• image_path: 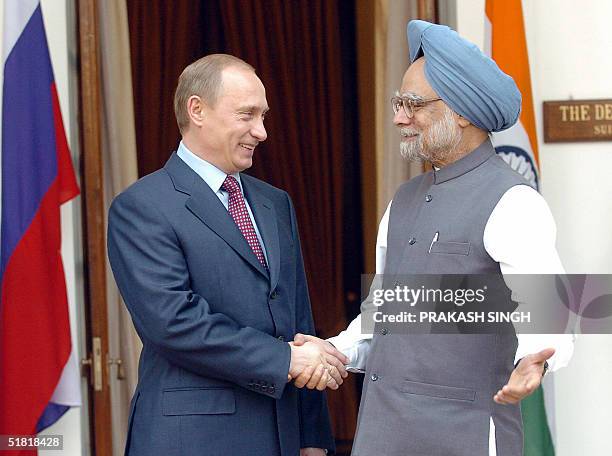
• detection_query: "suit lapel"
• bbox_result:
[165,154,269,279]
[242,177,280,291]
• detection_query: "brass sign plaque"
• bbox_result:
[543,99,612,142]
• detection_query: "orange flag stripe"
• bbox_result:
[486,0,539,167]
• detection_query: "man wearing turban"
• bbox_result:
[294,20,573,455]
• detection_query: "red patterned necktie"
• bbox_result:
[222,175,268,269]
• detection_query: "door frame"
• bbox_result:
[77,0,113,454]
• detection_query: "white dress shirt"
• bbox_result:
[177,141,268,263]
[328,184,574,456]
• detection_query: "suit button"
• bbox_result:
[380,328,389,335]
[370,374,379,382]
[425,194,432,202]
[269,385,276,394]
[408,237,416,245]
[277,335,285,341]
[261,385,268,392]
[270,290,280,299]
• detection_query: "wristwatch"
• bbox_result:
[542,360,549,377]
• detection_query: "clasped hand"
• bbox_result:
[288,334,349,391]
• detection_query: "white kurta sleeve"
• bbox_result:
[483,184,574,371]
[327,202,392,372]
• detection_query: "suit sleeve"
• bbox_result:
[107,190,291,399]
[285,194,336,452]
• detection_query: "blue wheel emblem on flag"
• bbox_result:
[494,145,539,190]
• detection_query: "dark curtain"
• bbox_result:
[127,1,362,451]
[127,1,205,176]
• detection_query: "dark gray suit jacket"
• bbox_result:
[108,153,334,455]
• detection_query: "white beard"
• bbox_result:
[400,107,462,163]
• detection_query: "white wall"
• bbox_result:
[456,1,612,454]
[0,0,87,454]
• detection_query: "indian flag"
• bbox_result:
[485,0,539,190]
[485,1,555,456]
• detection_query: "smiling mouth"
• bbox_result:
[240,143,257,151]
[400,129,419,139]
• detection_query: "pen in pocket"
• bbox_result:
[429,231,439,253]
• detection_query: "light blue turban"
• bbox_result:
[407,20,521,132]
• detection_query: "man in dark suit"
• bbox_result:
[107,54,348,456]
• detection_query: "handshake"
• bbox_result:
[287,334,350,391]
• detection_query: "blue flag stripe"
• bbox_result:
[1,5,57,279]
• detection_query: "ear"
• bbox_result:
[457,115,472,128]
[187,95,206,127]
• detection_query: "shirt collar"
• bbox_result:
[432,138,495,184]
[177,141,242,194]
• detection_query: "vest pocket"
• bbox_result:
[430,241,471,255]
[401,379,475,402]
[162,387,236,415]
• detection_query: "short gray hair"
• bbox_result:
[173,54,255,133]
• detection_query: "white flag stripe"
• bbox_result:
[2,0,39,63]
[50,348,82,406]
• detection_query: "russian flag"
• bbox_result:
[0,0,81,447]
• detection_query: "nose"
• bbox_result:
[251,119,267,142]
[393,108,411,127]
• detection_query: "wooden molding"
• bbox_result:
[77,0,113,454]
[356,0,379,274]
[417,0,437,22]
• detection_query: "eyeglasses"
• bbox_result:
[391,94,442,118]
